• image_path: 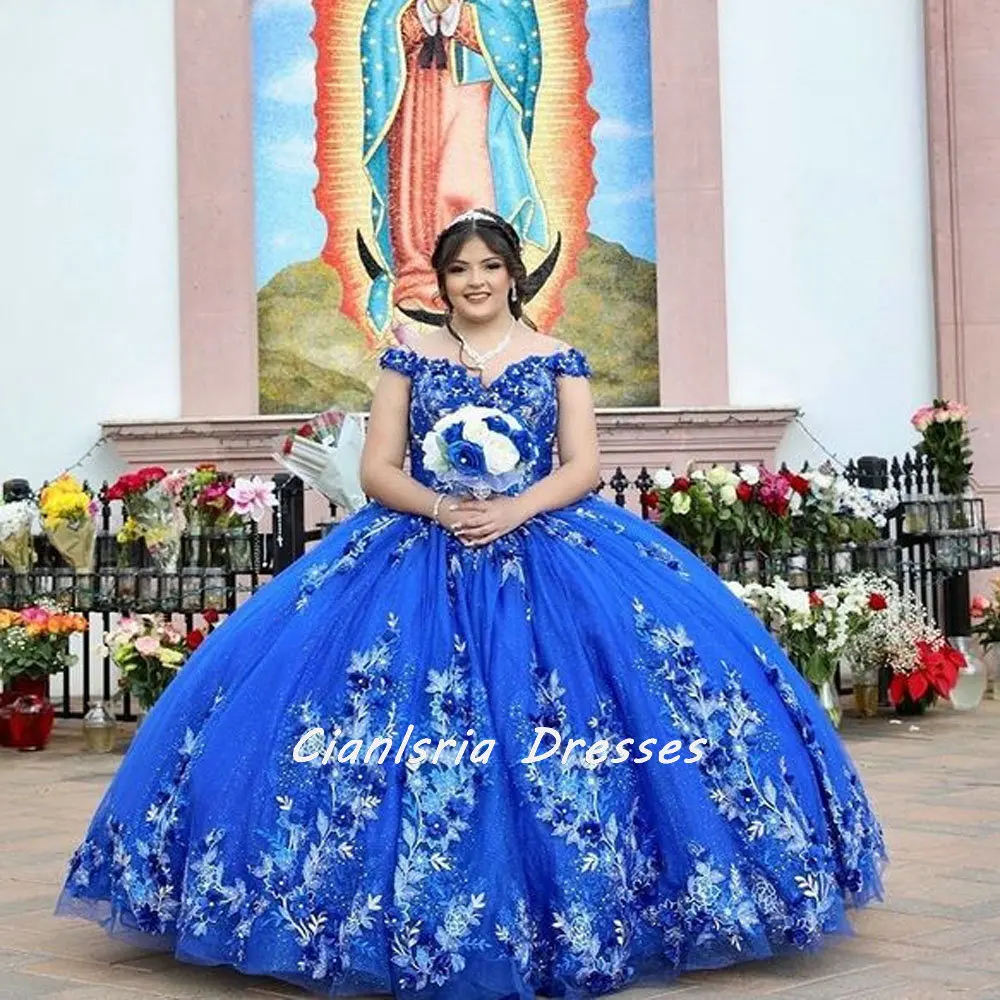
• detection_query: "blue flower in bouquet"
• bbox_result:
[446,439,487,475]
[421,405,534,495]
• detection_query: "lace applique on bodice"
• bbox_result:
[379,346,593,494]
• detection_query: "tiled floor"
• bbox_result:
[3,701,1000,999]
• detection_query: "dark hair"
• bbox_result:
[430,209,535,328]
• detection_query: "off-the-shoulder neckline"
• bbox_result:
[383,346,585,391]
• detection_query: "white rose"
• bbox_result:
[653,468,675,490]
[422,432,450,475]
[741,466,761,486]
[719,484,738,507]
[671,491,692,515]
[463,418,489,444]
[707,466,730,487]
[788,492,803,515]
[482,432,520,475]
[691,469,706,482]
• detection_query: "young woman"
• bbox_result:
[59,209,886,999]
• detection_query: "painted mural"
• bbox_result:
[253,0,659,412]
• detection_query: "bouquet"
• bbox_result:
[0,605,88,682]
[646,465,744,558]
[39,474,99,571]
[850,576,960,712]
[421,405,537,499]
[649,463,800,558]
[0,498,37,573]
[108,466,186,572]
[972,582,1000,653]
[911,398,973,495]
[274,408,367,513]
[649,462,898,563]
[104,610,217,710]
[729,573,892,724]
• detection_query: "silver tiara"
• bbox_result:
[448,208,497,227]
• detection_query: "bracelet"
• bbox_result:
[431,494,446,522]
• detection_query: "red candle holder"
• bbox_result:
[0,694,54,751]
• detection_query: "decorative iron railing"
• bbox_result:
[2,449,997,718]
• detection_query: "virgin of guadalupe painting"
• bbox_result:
[257,0,661,411]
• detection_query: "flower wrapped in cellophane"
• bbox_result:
[39,475,100,571]
[273,408,367,513]
[108,467,186,573]
[0,499,37,573]
[421,405,537,500]
[103,612,214,710]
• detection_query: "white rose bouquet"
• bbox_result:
[421,405,537,499]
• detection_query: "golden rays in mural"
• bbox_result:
[313,0,597,346]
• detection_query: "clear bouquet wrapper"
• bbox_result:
[45,519,97,571]
[0,501,37,573]
[129,482,187,572]
[273,408,367,514]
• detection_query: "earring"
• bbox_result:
[510,285,518,303]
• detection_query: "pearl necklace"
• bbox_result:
[449,316,515,369]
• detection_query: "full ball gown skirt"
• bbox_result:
[58,347,886,999]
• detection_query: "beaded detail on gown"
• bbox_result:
[57,345,886,999]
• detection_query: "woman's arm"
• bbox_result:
[359,369,441,518]
[516,373,602,518]
[359,368,470,535]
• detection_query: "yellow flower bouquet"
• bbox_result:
[39,475,99,572]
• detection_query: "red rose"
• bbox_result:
[672,477,691,493]
[643,491,660,511]
[202,609,220,625]
[186,629,205,651]
[809,591,824,608]
[297,424,315,438]
[783,472,811,496]
[736,482,754,503]
[281,437,293,456]
[137,466,167,484]
[766,496,789,517]
[868,593,887,611]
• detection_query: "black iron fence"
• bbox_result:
[2,450,998,719]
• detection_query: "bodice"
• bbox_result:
[378,346,593,494]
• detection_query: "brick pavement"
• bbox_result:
[2,702,999,999]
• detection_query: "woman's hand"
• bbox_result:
[435,500,469,537]
[449,496,531,547]
[426,0,454,14]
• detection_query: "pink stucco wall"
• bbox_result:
[925,0,1000,520]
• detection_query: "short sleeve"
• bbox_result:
[379,346,420,379]
[550,347,592,379]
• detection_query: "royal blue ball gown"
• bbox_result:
[58,345,886,999]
